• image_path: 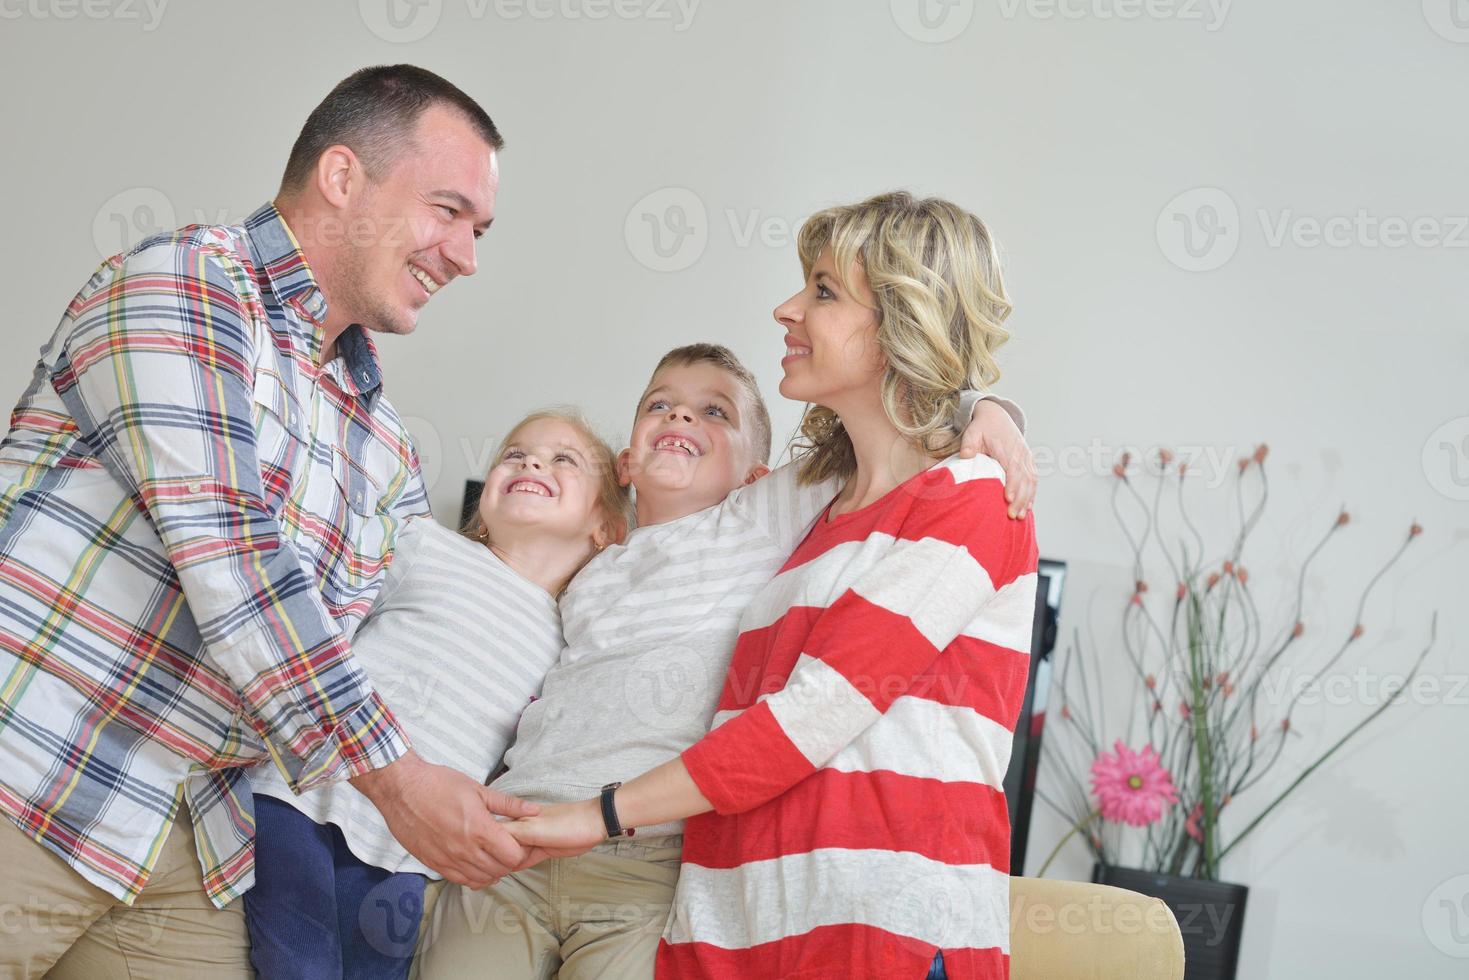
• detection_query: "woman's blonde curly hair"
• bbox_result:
[792,191,1014,486]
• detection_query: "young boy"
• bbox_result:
[415,344,1028,980]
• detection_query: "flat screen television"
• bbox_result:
[1004,557,1066,875]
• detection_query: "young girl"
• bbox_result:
[506,193,1039,980]
[243,409,630,980]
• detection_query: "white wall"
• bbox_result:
[2,1,1465,976]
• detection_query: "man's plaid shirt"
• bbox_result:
[0,203,428,907]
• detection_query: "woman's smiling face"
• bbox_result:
[774,247,886,411]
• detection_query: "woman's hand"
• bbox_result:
[504,799,606,868]
[959,399,1037,519]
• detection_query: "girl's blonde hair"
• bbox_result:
[792,191,1013,485]
[462,408,632,552]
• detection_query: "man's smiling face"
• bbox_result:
[333,104,498,337]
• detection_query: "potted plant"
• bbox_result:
[1035,445,1436,980]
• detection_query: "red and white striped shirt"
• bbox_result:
[659,454,1038,980]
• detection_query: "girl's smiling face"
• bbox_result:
[773,247,886,412]
[479,417,611,549]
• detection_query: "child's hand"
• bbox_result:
[504,799,605,868]
[960,399,1037,519]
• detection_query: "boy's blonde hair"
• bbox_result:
[792,191,1013,485]
[643,344,772,466]
[462,408,633,550]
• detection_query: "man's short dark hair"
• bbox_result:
[281,65,503,193]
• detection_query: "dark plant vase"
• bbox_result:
[1093,864,1248,980]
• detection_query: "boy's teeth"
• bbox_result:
[656,436,699,456]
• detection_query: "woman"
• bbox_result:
[508,191,1039,980]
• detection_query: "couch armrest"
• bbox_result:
[1010,876,1186,980]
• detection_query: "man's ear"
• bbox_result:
[616,448,634,488]
[743,463,772,486]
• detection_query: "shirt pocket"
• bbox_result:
[330,444,392,591]
[251,369,305,514]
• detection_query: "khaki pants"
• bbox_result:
[415,835,682,980]
[0,808,251,980]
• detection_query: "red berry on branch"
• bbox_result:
[1292,622,1305,638]
[1253,444,1270,464]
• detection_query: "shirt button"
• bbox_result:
[187,481,202,493]
[354,491,364,506]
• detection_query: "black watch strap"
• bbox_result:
[600,782,633,838]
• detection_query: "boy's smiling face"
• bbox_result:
[619,362,768,522]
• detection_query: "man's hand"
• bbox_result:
[959,399,1037,519]
[351,751,538,889]
[504,799,606,869]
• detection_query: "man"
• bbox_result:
[0,65,531,977]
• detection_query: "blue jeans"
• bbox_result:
[928,951,948,979]
[243,795,425,980]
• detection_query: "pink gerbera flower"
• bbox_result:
[1090,741,1179,827]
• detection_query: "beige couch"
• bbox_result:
[1011,876,1186,979]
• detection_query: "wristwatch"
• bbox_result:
[600,782,634,838]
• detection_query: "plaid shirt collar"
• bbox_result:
[244,202,385,409]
